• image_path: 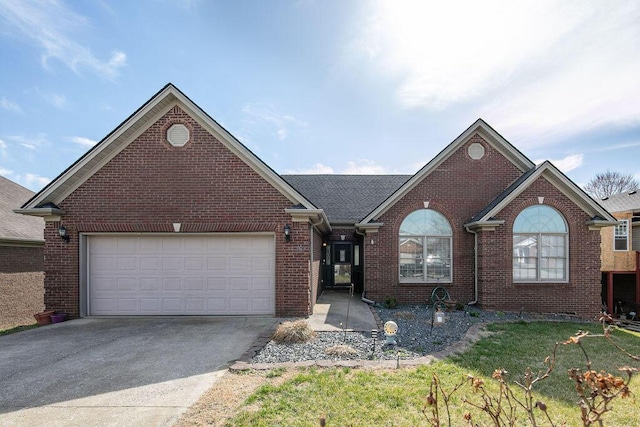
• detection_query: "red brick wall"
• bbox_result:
[43,105,311,318]
[477,177,602,319]
[0,246,43,273]
[364,134,524,306]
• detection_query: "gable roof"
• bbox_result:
[358,119,535,225]
[597,190,640,214]
[282,175,410,224]
[465,161,617,229]
[0,176,44,245]
[17,83,321,219]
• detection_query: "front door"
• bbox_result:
[322,241,362,291]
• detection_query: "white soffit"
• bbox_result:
[22,84,318,212]
[359,119,535,224]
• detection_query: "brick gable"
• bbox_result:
[43,106,312,318]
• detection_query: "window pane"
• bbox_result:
[513,205,567,233]
[399,237,423,279]
[513,235,538,280]
[425,237,451,280]
[400,209,452,236]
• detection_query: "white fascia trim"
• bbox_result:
[474,162,618,224]
[172,91,317,210]
[359,119,534,225]
[355,222,384,233]
[24,86,179,209]
[23,84,317,211]
[285,208,332,233]
[0,238,45,247]
[463,220,505,231]
[14,207,65,218]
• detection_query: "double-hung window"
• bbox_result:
[614,220,629,251]
[399,209,452,283]
[513,205,568,282]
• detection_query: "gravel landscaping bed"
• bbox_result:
[252,305,577,364]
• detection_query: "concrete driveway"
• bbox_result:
[0,316,278,426]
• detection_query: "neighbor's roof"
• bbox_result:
[0,176,44,244]
[282,175,410,224]
[598,190,640,214]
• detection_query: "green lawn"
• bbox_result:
[226,321,640,426]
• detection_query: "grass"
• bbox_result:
[0,323,39,336]
[224,321,640,426]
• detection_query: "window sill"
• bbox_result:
[400,280,453,285]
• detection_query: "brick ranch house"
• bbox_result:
[17,83,617,320]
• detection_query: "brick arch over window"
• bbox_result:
[399,209,452,283]
[512,205,568,282]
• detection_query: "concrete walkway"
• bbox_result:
[307,289,379,332]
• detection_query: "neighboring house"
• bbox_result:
[0,176,45,327]
[16,84,617,320]
[598,191,640,316]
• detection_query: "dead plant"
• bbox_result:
[271,319,317,344]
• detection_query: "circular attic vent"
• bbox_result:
[468,142,485,160]
[167,123,190,147]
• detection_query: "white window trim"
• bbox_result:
[614,219,629,252]
[513,233,569,283]
[399,235,453,284]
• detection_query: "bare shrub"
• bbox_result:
[271,320,317,344]
[325,344,359,357]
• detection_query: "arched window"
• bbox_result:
[513,205,568,282]
[399,209,452,283]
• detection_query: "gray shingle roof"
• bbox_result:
[0,176,44,242]
[282,175,411,224]
[598,190,640,214]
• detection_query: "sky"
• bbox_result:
[1,0,639,193]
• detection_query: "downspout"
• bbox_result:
[355,227,376,305]
[465,226,478,306]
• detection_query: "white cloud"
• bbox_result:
[537,153,584,173]
[1,97,22,112]
[70,136,98,147]
[285,163,335,174]
[0,167,13,177]
[349,1,640,146]
[17,173,51,190]
[242,103,307,142]
[342,159,387,174]
[0,0,127,79]
[39,90,67,108]
[7,134,49,149]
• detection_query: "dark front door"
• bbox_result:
[322,241,362,292]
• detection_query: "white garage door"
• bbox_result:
[88,234,275,315]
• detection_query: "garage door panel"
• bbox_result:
[117,278,137,291]
[117,299,137,312]
[162,257,181,270]
[140,298,160,313]
[89,235,275,315]
[207,257,227,270]
[184,257,204,270]
[140,257,159,271]
[162,298,183,312]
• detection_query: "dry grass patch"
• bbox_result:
[271,319,316,344]
[175,369,296,427]
[325,344,358,357]
[394,310,415,320]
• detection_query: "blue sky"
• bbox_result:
[1,0,639,193]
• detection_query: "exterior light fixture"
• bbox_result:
[58,225,70,243]
[284,224,291,242]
